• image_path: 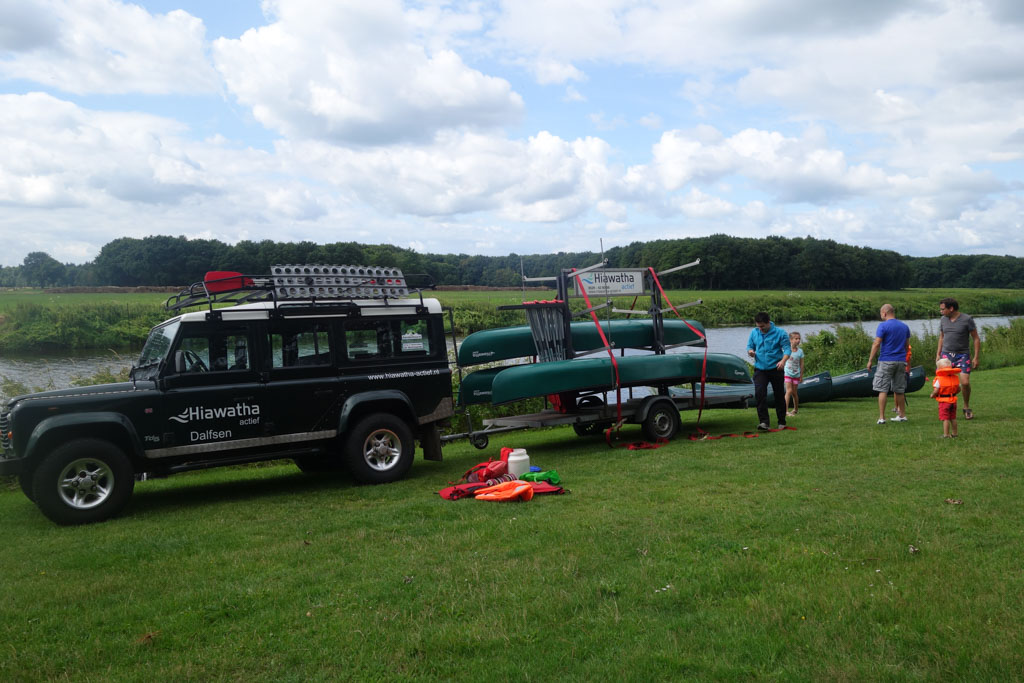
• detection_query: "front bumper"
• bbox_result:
[0,454,24,476]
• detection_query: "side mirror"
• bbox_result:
[174,350,186,374]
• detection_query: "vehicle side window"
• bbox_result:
[269,322,331,368]
[399,320,429,355]
[346,322,388,360]
[176,330,250,373]
[345,318,434,361]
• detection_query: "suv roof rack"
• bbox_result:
[165,264,431,312]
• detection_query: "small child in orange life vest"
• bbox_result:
[930,358,961,438]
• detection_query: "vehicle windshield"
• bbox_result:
[134,320,180,380]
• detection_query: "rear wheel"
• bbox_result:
[344,413,414,484]
[294,455,344,474]
[32,438,135,525]
[642,403,680,441]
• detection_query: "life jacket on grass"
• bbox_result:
[474,480,534,502]
[934,366,961,403]
[438,483,487,500]
[461,459,507,483]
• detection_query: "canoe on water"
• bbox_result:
[457,319,706,366]
[488,352,751,405]
[831,365,926,399]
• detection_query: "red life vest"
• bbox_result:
[934,367,961,403]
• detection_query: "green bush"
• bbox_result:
[0,302,165,352]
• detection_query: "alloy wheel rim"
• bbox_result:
[58,458,114,509]
[363,429,401,471]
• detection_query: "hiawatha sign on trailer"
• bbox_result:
[572,269,647,297]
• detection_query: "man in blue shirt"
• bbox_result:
[746,312,791,431]
[867,303,911,424]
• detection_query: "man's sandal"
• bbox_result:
[964,408,974,420]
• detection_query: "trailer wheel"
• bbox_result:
[470,434,489,450]
[642,403,680,441]
[32,438,135,525]
[573,396,610,437]
[344,413,414,484]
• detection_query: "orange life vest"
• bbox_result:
[934,366,961,403]
[473,480,534,502]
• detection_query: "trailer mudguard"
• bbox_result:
[634,395,678,424]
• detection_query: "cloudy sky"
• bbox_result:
[1,0,1023,267]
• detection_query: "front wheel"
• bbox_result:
[344,414,414,484]
[642,403,680,441]
[19,470,35,502]
[32,438,135,525]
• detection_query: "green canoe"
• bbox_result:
[671,371,833,407]
[489,352,751,405]
[745,371,833,407]
[458,319,706,366]
[831,365,926,399]
[458,367,503,405]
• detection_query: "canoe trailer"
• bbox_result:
[442,258,752,449]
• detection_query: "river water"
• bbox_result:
[1,316,1018,397]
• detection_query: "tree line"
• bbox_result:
[3,234,1023,290]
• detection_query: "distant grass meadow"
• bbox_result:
[2,286,1023,353]
[2,365,1024,679]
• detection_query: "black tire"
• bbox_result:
[470,434,489,450]
[573,396,609,437]
[573,421,611,437]
[18,470,35,502]
[32,438,135,525]
[294,455,344,474]
[642,403,680,441]
[344,413,414,484]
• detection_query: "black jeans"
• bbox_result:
[754,368,787,426]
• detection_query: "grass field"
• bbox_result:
[4,287,1021,312]
[3,366,1023,679]
[0,290,170,314]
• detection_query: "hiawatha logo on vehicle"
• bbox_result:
[169,402,261,425]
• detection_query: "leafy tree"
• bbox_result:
[21,252,66,287]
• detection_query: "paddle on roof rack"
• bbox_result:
[164,264,412,311]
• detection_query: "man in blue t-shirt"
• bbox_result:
[866,303,911,424]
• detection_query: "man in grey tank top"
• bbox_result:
[936,297,981,420]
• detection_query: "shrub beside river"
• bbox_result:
[1,287,1022,352]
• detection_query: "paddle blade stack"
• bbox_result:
[270,264,408,299]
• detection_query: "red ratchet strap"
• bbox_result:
[619,438,669,450]
[571,268,624,445]
[646,267,710,435]
[688,426,797,440]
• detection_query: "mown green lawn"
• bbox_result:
[3,366,1023,680]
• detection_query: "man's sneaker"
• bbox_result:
[892,416,908,422]
[877,419,886,425]
[757,423,769,431]
[778,423,787,429]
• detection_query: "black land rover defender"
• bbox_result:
[0,265,454,525]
